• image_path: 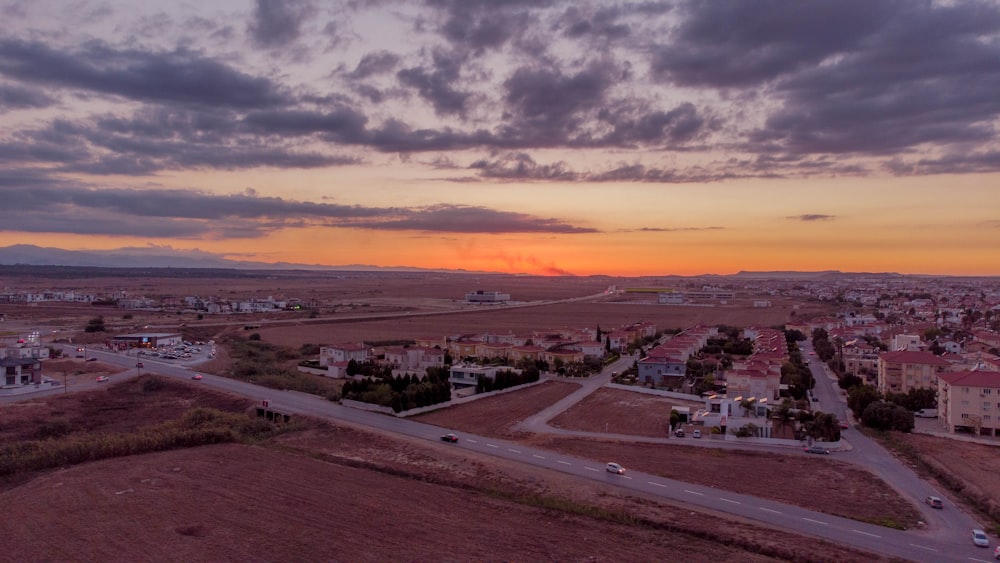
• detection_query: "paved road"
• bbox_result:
[4,343,995,561]
[803,341,985,545]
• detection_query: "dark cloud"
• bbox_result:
[247,0,316,49]
[397,50,470,116]
[351,204,597,234]
[632,226,724,232]
[469,152,576,181]
[0,82,56,110]
[745,2,1000,157]
[0,181,594,237]
[350,51,401,78]
[559,6,630,40]
[600,102,705,146]
[503,61,615,143]
[0,39,286,108]
[789,214,836,222]
[430,0,542,52]
[651,0,895,88]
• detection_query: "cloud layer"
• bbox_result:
[2,0,1000,242]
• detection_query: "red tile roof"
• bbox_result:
[938,370,1000,388]
[879,350,950,366]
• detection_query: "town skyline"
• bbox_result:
[2,1,999,277]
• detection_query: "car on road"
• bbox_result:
[606,462,625,474]
[804,445,831,455]
[839,421,849,429]
[993,545,1000,559]
[973,529,990,547]
[96,376,109,382]
[692,429,701,438]
[440,433,458,443]
[674,428,685,437]
[191,374,203,380]
[925,496,944,509]
[136,362,144,368]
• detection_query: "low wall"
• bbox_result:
[724,434,842,449]
[297,365,328,376]
[606,383,703,403]
[339,379,547,418]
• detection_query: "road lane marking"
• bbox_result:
[719,498,740,505]
[508,449,521,454]
[851,530,880,538]
[466,439,477,443]
[759,508,782,514]
[648,481,667,488]
[622,476,632,480]
[909,544,938,552]
[487,443,499,448]
[684,490,704,496]
[557,460,572,465]
[802,518,828,526]
[532,454,545,459]
[585,467,599,472]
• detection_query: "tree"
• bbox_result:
[848,384,881,417]
[861,401,914,432]
[85,316,106,333]
[346,359,359,376]
[739,398,756,417]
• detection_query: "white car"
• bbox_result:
[606,462,625,475]
[973,529,990,547]
[692,429,702,438]
[96,376,110,382]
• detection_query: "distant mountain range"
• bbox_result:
[0,244,449,273]
[0,244,971,280]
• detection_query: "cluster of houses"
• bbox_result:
[316,322,657,393]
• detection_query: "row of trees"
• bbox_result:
[476,367,540,393]
[341,369,452,413]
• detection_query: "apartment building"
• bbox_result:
[937,370,1000,437]
[876,350,951,395]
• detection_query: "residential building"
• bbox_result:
[319,343,371,367]
[937,370,1000,437]
[876,350,951,395]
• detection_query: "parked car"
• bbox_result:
[606,462,625,475]
[440,433,459,443]
[839,421,849,429]
[804,445,831,455]
[674,428,685,437]
[692,429,702,438]
[993,545,1000,559]
[136,362,144,368]
[973,529,990,547]
[191,374,203,380]
[925,496,944,509]
[96,376,109,382]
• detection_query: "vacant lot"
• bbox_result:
[549,387,704,437]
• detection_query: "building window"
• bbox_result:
[961,413,970,419]
[961,400,969,406]
[985,402,992,409]
[964,388,970,393]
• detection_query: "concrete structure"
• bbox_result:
[877,350,951,395]
[1,335,48,388]
[937,370,1000,437]
[107,332,183,351]
[448,364,502,390]
[465,290,510,303]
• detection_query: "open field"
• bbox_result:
[549,387,705,437]
[0,379,883,562]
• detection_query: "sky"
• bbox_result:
[1,0,999,277]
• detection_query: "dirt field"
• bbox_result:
[549,387,705,437]
[0,381,883,562]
